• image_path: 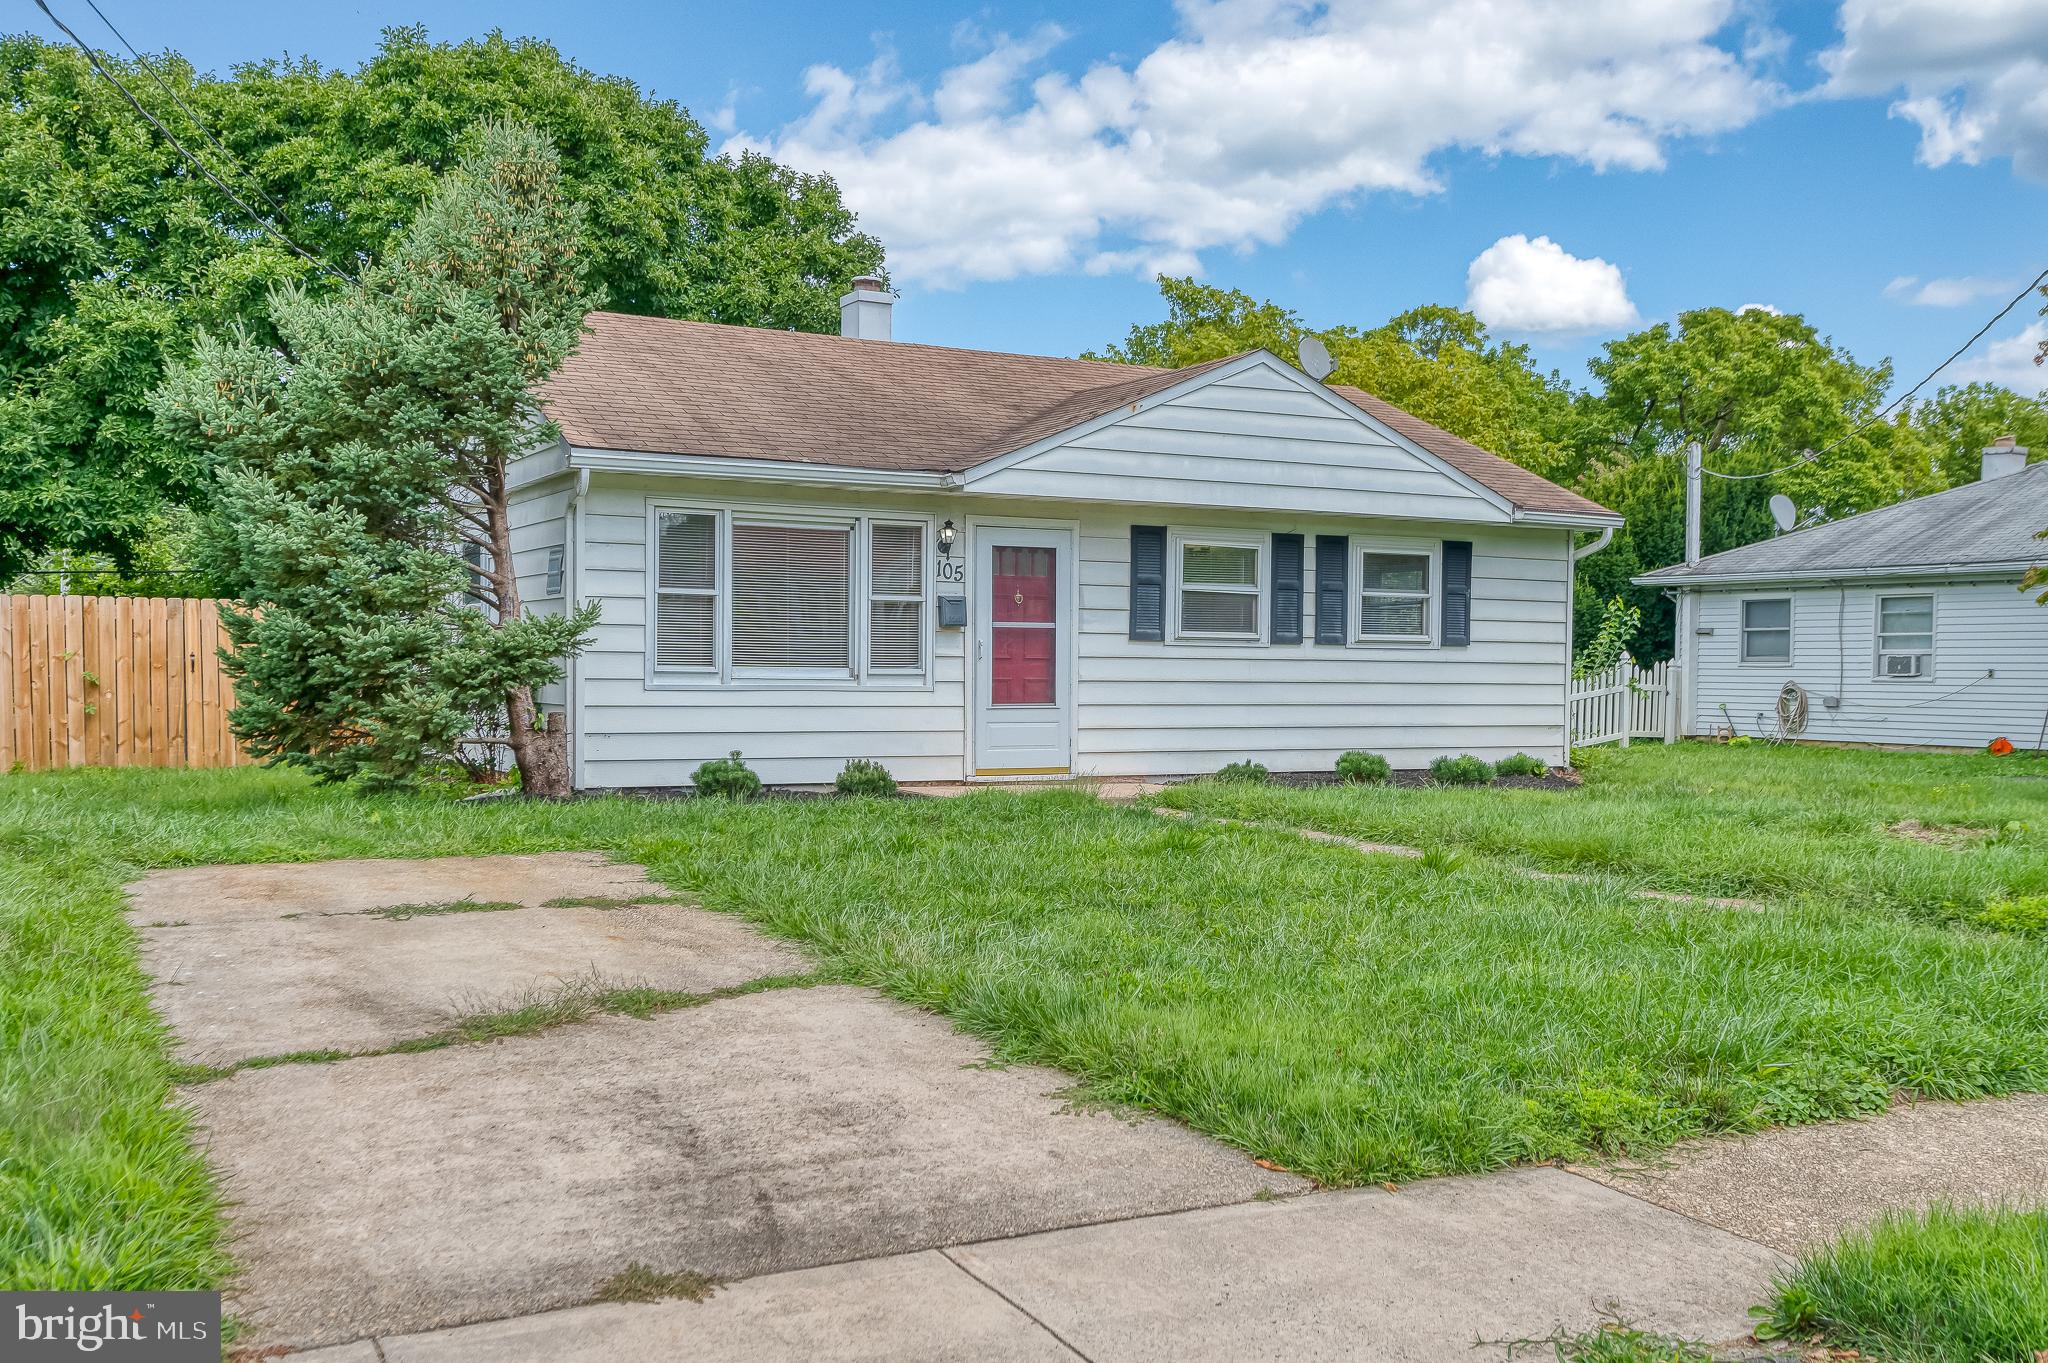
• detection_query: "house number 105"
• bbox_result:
[936,557,966,584]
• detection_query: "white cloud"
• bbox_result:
[1884,274,2020,307]
[731,1,1776,286]
[1821,0,2048,180]
[1950,321,2048,394]
[1464,235,1638,334]
[1736,302,1782,315]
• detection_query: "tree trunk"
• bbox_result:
[482,481,574,799]
[506,682,570,798]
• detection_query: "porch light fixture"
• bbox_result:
[938,519,957,556]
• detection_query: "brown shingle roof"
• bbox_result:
[540,312,1615,519]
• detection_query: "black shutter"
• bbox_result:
[1129,525,1167,641]
[1314,535,1348,644]
[1270,533,1304,644]
[1441,540,1473,647]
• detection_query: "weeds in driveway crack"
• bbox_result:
[539,892,694,909]
[594,1263,723,1304]
[364,897,522,921]
[170,971,827,1084]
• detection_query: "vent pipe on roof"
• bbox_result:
[1981,433,2028,481]
[839,276,893,341]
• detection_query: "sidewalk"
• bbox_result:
[291,1167,1786,1363]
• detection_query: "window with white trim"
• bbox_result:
[654,510,717,670]
[1172,533,1262,640]
[1875,594,1933,679]
[868,522,925,672]
[1739,597,1791,664]
[731,519,853,673]
[649,506,932,684]
[1356,547,1434,642]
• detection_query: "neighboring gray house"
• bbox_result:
[1636,438,2048,749]
[506,281,1622,790]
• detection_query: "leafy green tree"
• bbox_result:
[155,122,599,794]
[2,507,225,597]
[1088,277,1576,472]
[0,28,884,579]
[1912,383,2048,485]
[1568,307,1924,655]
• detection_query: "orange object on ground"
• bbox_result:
[1988,737,2015,755]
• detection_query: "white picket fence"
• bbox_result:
[1569,654,1681,748]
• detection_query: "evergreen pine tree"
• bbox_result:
[155,121,599,794]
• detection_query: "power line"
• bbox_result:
[78,0,294,224]
[32,0,356,286]
[1702,263,2048,482]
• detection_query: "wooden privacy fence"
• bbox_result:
[1570,653,1681,749]
[0,595,247,772]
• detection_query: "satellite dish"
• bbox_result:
[1296,335,1335,382]
[1768,494,1797,535]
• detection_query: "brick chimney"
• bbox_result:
[838,276,892,341]
[1981,432,2028,481]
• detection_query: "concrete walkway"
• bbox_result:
[1576,1093,2048,1252]
[291,1168,1786,1363]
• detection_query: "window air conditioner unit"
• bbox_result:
[1882,653,1923,678]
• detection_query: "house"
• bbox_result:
[508,280,1621,789]
[1634,437,2048,749]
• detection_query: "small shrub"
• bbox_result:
[1972,895,2048,936]
[1335,750,1391,784]
[1496,752,1549,778]
[693,751,761,799]
[1213,760,1270,785]
[835,759,897,797]
[1726,735,1754,747]
[1429,754,1493,786]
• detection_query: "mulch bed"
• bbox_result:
[1257,768,1582,793]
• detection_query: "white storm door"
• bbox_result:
[973,528,1072,775]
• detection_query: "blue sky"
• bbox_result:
[51,0,2048,400]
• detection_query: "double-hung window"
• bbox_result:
[1356,546,1434,643]
[654,511,717,670]
[1875,594,1933,679]
[651,507,929,684]
[1172,532,1263,640]
[868,522,926,673]
[1739,597,1791,664]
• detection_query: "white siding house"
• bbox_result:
[514,287,1620,789]
[1637,443,2048,750]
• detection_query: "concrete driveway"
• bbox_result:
[132,854,1303,1351]
[131,851,1834,1361]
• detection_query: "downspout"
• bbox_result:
[566,466,590,792]
[1563,528,1615,760]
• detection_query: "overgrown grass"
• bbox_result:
[7,750,2048,1295]
[1156,742,2048,925]
[1759,1204,2048,1361]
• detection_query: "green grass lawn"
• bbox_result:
[5,746,2048,1301]
[1157,742,2048,924]
[1760,1203,2048,1362]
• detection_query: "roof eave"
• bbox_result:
[1634,558,2043,588]
[567,446,960,489]
[1512,508,1624,529]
